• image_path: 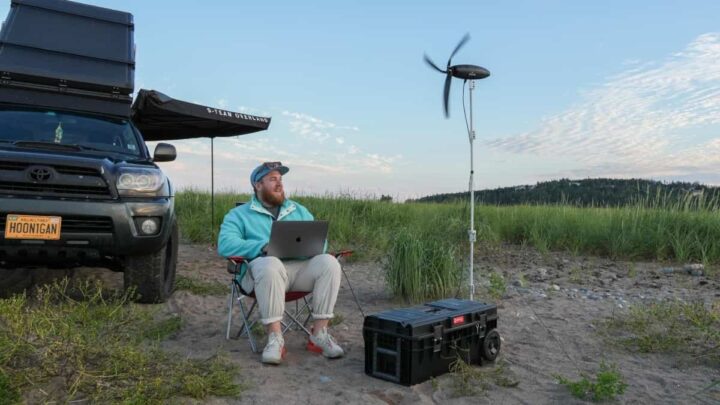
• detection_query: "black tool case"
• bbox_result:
[0,0,135,117]
[363,298,500,386]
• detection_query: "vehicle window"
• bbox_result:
[0,109,142,156]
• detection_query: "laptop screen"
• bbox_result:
[266,220,328,259]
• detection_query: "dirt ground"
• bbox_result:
[76,243,719,405]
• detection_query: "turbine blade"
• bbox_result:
[444,71,452,118]
[423,54,446,73]
[447,33,470,67]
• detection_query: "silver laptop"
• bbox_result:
[266,220,328,259]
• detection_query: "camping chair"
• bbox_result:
[225,250,356,353]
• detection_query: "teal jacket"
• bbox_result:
[217,195,315,259]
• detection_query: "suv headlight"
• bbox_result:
[117,168,164,194]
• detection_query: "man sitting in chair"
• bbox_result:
[217,161,344,364]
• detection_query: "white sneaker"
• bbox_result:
[307,327,344,358]
[262,332,285,365]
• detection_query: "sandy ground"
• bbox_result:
[76,243,719,405]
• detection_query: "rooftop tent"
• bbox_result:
[132,89,271,244]
[0,0,135,117]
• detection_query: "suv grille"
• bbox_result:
[0,214,113,234]
[0,161,111,198]
[0,181,109,196]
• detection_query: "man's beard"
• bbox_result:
[260,187,285,206]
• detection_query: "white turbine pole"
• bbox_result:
[468,79,476,301]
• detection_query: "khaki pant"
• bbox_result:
[241,254,341,325]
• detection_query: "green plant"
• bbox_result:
[516,272,527,288]
[430,377,439,391]
[385,231,461,302]
[555,362,627,402]
[597,300,720,365]
[143,314,182,341]
[487,272,506,300]
[449,357,518,397]
[329,312,344,327]
[0,280,242,403]
[627,263,638,278]
[250,321,266,339]
[175,275,228,296]
[0,370,20,405]
[569,265,586,284]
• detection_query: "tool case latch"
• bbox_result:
[433,325,443,352]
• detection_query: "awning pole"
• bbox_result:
[211,137,215,247]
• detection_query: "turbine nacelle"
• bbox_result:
[450,64,490,80]
[423,34,490,117]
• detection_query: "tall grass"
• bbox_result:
[177,190,720,265]
[177,190,720,301]
[385,231,462,302]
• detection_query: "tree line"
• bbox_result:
[410,178,720,208]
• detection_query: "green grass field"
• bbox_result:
[179,190,720,264]
[178,190,720,302]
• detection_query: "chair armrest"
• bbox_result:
[227,256,249,275]
[331,250,354,259]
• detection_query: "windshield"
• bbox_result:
[0,108,143,157]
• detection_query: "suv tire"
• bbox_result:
[0,268,33,298]
[123,218,178,303]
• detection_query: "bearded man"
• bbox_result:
[218,161,344,365]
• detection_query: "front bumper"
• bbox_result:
[0,196,174,266]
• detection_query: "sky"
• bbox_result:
[3,0,719,200]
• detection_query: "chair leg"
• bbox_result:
[227,281,261,353]
[283,308,312,336]
[226,282,236,340]
[237,298,259,353]
[341,263,365,318]
[236,299,257,338]
[302,296,312,327]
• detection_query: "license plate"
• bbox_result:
[4,214,62,240]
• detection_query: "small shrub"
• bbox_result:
[555,362,627,402]
[627,263,638,278]
[175,275,227,296]
[597,300,720,365]
[143,314,182,341]
[569,265,587,284]
[329,312,344,327]
[487,272,506,300]
[0,370,20,405]
[449,356,518,397]
[250,321,266,339]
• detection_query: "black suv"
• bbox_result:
[0,107,179,302]
[0,0,269,302]
[0,0,180,302]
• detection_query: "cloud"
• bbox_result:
[149,107,403,195]
[487,32,720,181]
[282,110,359,143]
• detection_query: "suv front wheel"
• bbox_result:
[0,268,33,298]
[123,219,178,303]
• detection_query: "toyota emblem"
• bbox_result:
[28,166,52,182]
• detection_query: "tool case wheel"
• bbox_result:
[482,329,501,361]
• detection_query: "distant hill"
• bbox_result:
[410,178,720,207]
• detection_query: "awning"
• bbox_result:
[131,89,271,141]
[131,89,271,246]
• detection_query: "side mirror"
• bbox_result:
[153,143,176,162]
